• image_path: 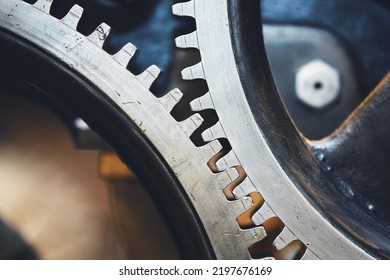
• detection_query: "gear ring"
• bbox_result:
[0,0,282,259]
[173,0,390,259]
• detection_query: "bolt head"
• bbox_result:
[295,59,341,109]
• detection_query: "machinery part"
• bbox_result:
[263,25,361,139]
[0,0,273,259]
[1,0,389,260]
[295,59,341,110]
[49,0,181,93]
[174,0,390,259]
[65,24,363,147]
[0,0,212,259]
[313,75,390,227]
[261,0,390,96]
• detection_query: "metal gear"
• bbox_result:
[0,0,276,259]
[1,0,389,260]
[172,0,390,259]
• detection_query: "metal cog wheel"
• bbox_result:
[0,0,282,259]
[1,0,389,260]
[173,0,390,259]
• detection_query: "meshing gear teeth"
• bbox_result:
[222,166,247,199]
[215,150,240,171]
[1,0,275,259]
[251,201,275,226]
[173,0,374,259]
[236,192,264,229]
[197,139,223,163]
[213,168,240,190]
[201,122,225,142]
[1,0,374,260]
[190,92,214,111]
[274,227,300,251]
[232,178,258,199]
[179,113,204,137]
[173,0,309,259]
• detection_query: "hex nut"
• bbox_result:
[295,59,341,109]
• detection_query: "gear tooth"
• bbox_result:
[231,185,246,199]
[32,0,53,13]
[198,140,223,161]
[233,178,257,199]
[273,227,298,251]
[214,168,240,190]
[113,43,137,68]
[251,202,276,226]
[137,65,161,89]
[172,1,195,18]
[206,139,223,153]
[190,92,214,112]
[249,217,305,260]
[179,113,204,137]
[216,149,240,171]
[241,195,255,211]
[182,62,205,80]
[60,4,84,29]
[236,192,265,229]
[87,23,111,48]
[201,122,225,142]
[175,31,199,49]
[220,166,246,200]
[159,88,183,112]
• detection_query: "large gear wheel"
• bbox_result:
[173,0,390,259]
